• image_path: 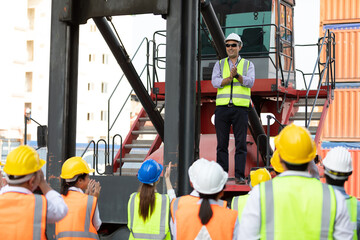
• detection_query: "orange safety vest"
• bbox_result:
[171,195,238,240]
[0,192,47,240]
[55,191,99,240]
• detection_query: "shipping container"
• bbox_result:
[321,86,360,141]
[321,24,360,83]
[319,147,360,199]
[320,0,360,25]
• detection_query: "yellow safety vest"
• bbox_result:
[231,194,249,221]
[346,196,358,240]
[216,57,251,107]
[127,192,170,240]
[259,176,336,240]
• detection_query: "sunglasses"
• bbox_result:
[226,43,238,48]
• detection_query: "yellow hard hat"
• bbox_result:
[60,156,94,179]
[250,168,271,187]
[270,150,284,173]
[4,145,45,175]
[274,124,316,164]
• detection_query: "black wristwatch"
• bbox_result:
[234,73,239,79]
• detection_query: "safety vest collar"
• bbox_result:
[129,193,169,239]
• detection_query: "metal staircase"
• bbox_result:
[288,97,328,143]
[288,30,335,145]
[114,101,164,176]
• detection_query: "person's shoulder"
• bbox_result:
[129,192,138,198]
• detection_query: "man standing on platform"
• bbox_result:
[211,32,255,184]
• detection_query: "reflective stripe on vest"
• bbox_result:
[57,231,99,239]
[34,194,44,240]
[231,195,249,221]
[56,194,99,240]
[260,177,336,240]
[128,193,169,239]
[216,57,251,107]
[346,196,358,240]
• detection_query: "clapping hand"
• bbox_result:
[86,179,101,198]
[230,66,238,78]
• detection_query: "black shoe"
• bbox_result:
[235,177,246,185]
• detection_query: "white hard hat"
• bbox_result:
[323,147,352,180]
[225,33,242,43]
[188,158,228,194]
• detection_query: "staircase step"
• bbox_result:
[132,126,157,135]
[139,113,165,122]
[118,153,147,163]
[294,98,326,107]
[132,140,154,144]
[125,143,153,148]
[120,168,139,176]
[289,112,322,121]
[124,139,154,148]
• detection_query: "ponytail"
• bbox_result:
[198,186,225,225]
[198,193,218,225]
[139,183,156,221]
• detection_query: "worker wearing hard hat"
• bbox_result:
[239,124,353,239]
[0,145,68,239]
[323,147,360,239]
[270,149,285,174]
[127,159,174,240]
[211,32,255,184]
[231,168,271,221]
[56,156,102,239]
[272,147,320,178]
[170,158,239,239]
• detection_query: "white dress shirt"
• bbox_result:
[68,186,102,230]
[0,185,68,223]
[167,188,176,203]
[238,171,353,239]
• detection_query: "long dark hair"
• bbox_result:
[61,173,88,196]
[198,192,219,225]
[138,183,156,221]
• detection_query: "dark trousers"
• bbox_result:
[215,105,248,179]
